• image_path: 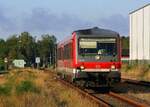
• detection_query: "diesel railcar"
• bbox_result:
[57,27,121,86]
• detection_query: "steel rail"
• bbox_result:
[122,78,150,87]
[108,92,149,107]
[59,79,111,107]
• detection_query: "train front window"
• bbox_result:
[78,38,118,61]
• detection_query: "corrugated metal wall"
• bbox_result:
[130,4,150,61]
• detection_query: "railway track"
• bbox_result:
[44,69,149,107]
[0,71,9,74]
[108,92,148,107]
[58,78,149,107]
[111,78,150,106]
[59,79,111,107]
[122,78,150,87]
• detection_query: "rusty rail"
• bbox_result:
[122,78,150,87]
[108,92,149,107]
[59,79,111,107]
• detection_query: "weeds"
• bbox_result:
[0,84,12,96]
[16,80,40,94]
[0,69,98,107]
[126,64,132,72]
[122,63,150,81]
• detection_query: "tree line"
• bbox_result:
[121,36,129,57]
[0,32,57,70]
[0,33,129,70]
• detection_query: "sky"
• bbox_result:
[0,0,149,41]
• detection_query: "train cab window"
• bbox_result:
[79,38,117,55]
[78,38,118,62]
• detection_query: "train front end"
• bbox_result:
[73,27,121,85]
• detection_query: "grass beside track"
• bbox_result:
[121,64,150,82]
[0,68,98,107]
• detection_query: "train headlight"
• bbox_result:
[111,65,115,69]
[95,55,100,60]
[80,66,85,70]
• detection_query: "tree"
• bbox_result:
[121,36,129,49]
[121,36,129,56]
[0,39,7,58]
[37,34,56,67]
[6,35,18,61]
[0,39,7,70]
[19,32,35,65]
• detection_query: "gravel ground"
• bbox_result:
[94,93,133,107]
[86,87,133,107]
[111,82,150,106]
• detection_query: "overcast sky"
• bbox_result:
[0,0,149,40]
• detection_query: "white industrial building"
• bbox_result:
[130,3,150,62]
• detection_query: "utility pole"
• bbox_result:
[52,43,57,69]
[49,53,51,67]
[34,36,37,68]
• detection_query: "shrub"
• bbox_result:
[123,64,132,72]
[16,80,40,94]
[127,64,132,70]
[0,84,12,96]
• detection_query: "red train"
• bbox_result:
[57,27,121,86]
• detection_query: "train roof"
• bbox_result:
[58,27,119,48]
[74,27,119,37]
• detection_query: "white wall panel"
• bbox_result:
[129,15,132,60]
[143,5,150,60]
[134,12,138,60]
[130,12,138,60]
[137,9,143,60]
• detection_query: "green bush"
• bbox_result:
[126,64,132,70]
[0,84,12,96]
[0,65,4,71]
[16,80,40,94]
[0,58,4,71]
